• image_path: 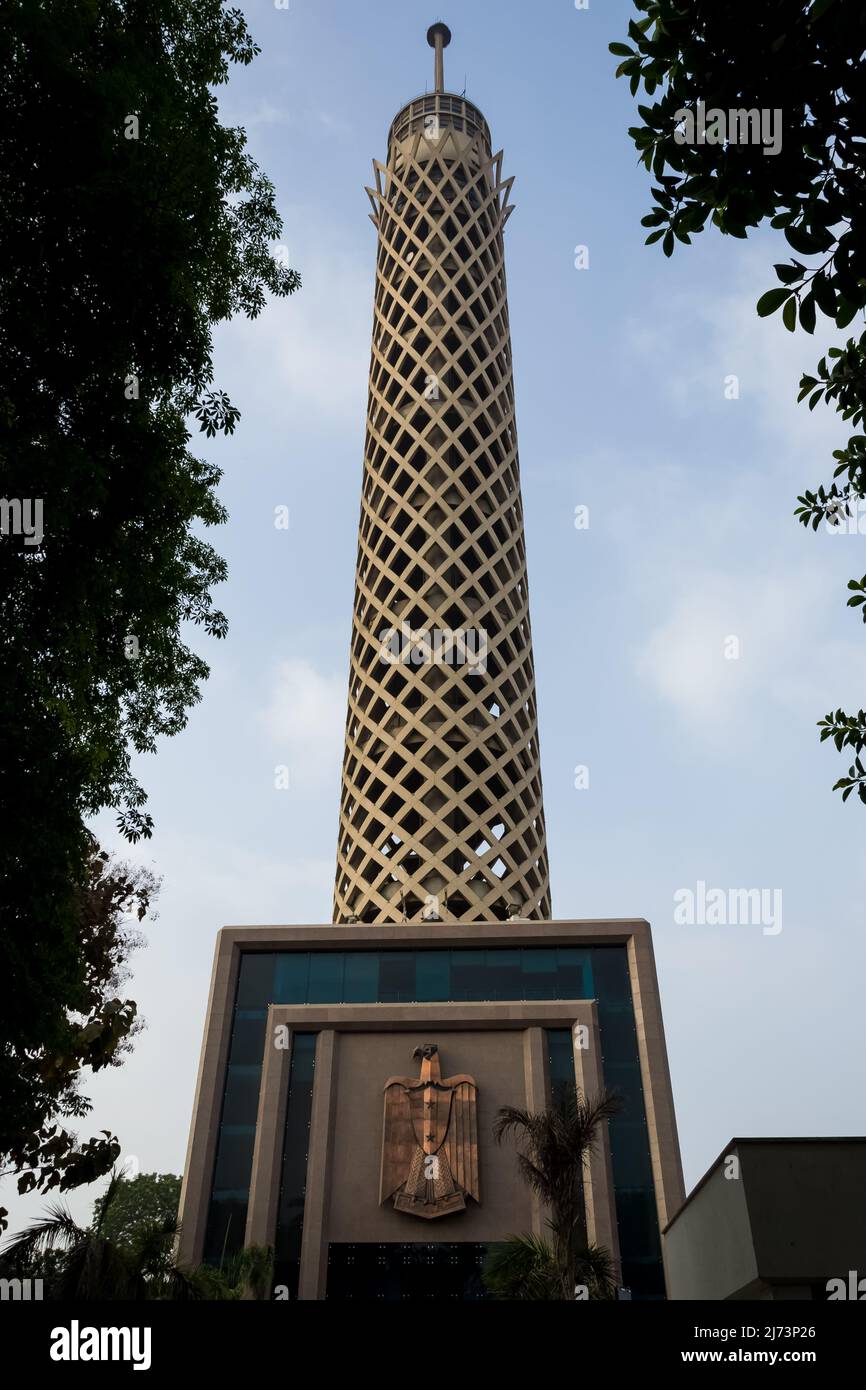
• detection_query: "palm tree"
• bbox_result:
[3,1173,138,1299]
[1,1170,201,1299]
[2,1169,277,1300]
[483,1231,617,1301]
[489,1086,622,1300]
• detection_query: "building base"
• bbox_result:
[178,919,684,1299]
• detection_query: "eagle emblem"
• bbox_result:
[380,1043,480,1219]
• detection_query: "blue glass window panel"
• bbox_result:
[288,1030,317,1086]
[228,1011,267,1065]
[236,946,638,1010]
[344,951,379,1002]
[592,946,631,1005]
[556,947,588,999]
[546,1028,575,1102]
[621,1257,666,1299]
[603,1061,645,1118]
[235,952,276,1008]
[449,950,487,1000]
[275,951,310,1003]
[521,948,558,999]
[608,1118,655,1188]
[614,1190,663,1260]
[378,952,414,1002]
[213,1126,256,1190]
[204,1192,248,1264]
[274,1034,317,1300]
[597,1006,638,1064]
[483,948,522,1000]
[415,950,450,1002]
[221,1065,261,1126]
[308,952,345,1004]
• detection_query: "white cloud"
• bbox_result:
[216,225,371,430]
[625,245,851,464]
[635,562,866,735]
[111,830,335,927]
[259,657,345,787]
[614,251,866,741]
[237,101,353,138]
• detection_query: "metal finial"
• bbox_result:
[426,22,451,94]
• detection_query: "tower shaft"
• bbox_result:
[334,60,551,925]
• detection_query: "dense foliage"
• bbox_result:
[1,1169,274,1299]
[612,0,866,802]
[91,1171,181,1251]
[0,0,299,1217]
[0,838,156,1234]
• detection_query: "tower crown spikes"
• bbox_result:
[334,24,550,926]
[426,22,452,94]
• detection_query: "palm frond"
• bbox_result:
[155,1264,204,1302]
[1,1200,85,1262]
[54,1233,133,1301]
[483,1233,560,1300]
[129,1214,181,1271]
[492,1106,536,1143]
[93,1170,126,1233]
[574,1242,619,1301]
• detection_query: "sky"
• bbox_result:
[4,0,865,1236]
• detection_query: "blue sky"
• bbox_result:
[4,0,865,1234]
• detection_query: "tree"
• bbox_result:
[0,0,300,1204]
[1,1171,198,1300]
[489,1087,621,1300]
[91,1172,181,1252]
[611,0,866,803]
[1,1168,274,1299]
[0,836,157,1234]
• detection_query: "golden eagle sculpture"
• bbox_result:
[380,1043,479,1219]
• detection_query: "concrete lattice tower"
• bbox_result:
[334,24,551,926]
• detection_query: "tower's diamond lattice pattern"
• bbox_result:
[333,89,551,925]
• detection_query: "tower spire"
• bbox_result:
[426,22,451,94]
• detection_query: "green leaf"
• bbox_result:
[836,300,860,330]
[609,42,634,56]
[812,272,836,319]
[662,230,674,258]
[783,296,797,333]
[799,292,817,334]
[756,287,793,318]
[784,224,830,256]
